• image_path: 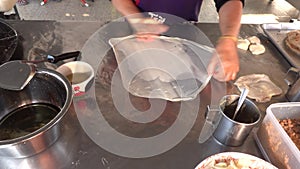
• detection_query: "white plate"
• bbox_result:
[195,152,278,169]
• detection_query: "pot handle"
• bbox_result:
[48,51,81,63]
[285,67,300,101]
[198,105,221,143]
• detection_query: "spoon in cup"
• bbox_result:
[232,88,249,120]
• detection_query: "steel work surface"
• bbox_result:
[0,20,291,169]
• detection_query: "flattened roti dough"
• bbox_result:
[237,36,265,55]
[247,36,261,44]
[237,39,250,51]
[285,30,300,55]
[249,43,266,55]
[234,74,282,102]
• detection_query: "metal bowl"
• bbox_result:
[0,68,72,158]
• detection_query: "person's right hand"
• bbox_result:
[207,38,239,82]
[128,17,169,37]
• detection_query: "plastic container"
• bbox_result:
[255,102,300,169]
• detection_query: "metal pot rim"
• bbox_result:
[0,68,73,147]
[219,94,261,125]
[0,19,18,65]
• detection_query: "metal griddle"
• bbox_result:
[0,21,291,169]
[262,23,300,69]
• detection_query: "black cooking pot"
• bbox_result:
[0,19,18,65]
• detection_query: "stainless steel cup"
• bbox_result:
[211,95,261,146]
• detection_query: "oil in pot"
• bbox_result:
[66,72,91,84]
[0,103,60,141]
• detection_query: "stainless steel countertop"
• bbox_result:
[0,20,291,169]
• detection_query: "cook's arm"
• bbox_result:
[218,0,243,39]
[111,0,169,35]
[111,0,141,16]
[208,0,243,81]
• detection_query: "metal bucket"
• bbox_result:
[0,68,72,158]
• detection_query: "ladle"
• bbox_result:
[232,87,249,120]
[0,51,80,91]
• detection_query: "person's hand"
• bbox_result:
[207,37,239,82]
[127,17,169,41]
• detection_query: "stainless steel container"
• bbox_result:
[0,68,72,158]
[213,95,261,146]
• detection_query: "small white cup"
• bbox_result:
[56,61,94,96]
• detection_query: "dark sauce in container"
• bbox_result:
[0,103,60,140]
[223,99,258,124]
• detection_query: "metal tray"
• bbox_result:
[262,23,300,69]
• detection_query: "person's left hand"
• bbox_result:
[128,17,169,36]
[207,38,239,82]
[127,17,169,42]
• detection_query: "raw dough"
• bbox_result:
[237,36,265,55]
[237,39,250,51]
[110,35,212,82]
[249,43,266,55]
[234,74,282,102]
[247,36,261,44]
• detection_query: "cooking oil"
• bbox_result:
[0,103,60,140]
